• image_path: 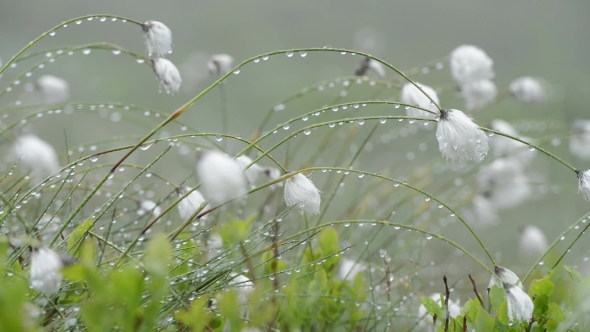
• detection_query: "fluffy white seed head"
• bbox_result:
[504,283,534,323]
[436,109,489,162]
[206,233,223,261]
[30,247,65,295]
[519,225,548,260]
[228,273,254,305]
[489,266,523,290]
[207,54,234,76]
[355,57,385,77]
[576,170,590,201]
[137,200,161,218]
[418,293,461,320]
[12,134,60,182]
[490,119,534,166]
[24,75,70,104]
[450,45,494,85]
[284,173,321,215]
[570,120,590,160]
[177,186,209,221]
[477,159,531,210]
[197,151,248,205]
[509,76,549,103]
[142,21,172,57]
[337,258,366,281]
[236,155,266,185]
[152,58,182,94]
[400,82,440,119]
[461,79,497,110]
[264,167,284,191]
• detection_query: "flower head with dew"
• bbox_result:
[450,45,494,86]
[477,158,531,210]
[460,79,497,111]
[489,266,523,290]
[569,120,590,160]
[152,58,182,94]
[503,282,534,323]
[464,192,499,228]
[228,273,254,305]
[418,293,461,321]
[399,82,440,119]
[264,166,284,190]
[436,109,489,162]
[141,20,172,57]
[136,200,161,218]
[207,54,234,77]
[236,155,266,185]
[576,170,590,201]
[354,57,385,78]
[490,119,535,166]
[196,150,247,205]
[12,133,60,182]
[206,233,223,261]
[176,186,209,221]
[519,225,548,260]
[24,75,70,104]
[283,173,321,215]
[337,258,366,281]
[30,246,70,295]
[509,76,549,103]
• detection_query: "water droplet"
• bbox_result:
[254,58,260,63]
[303,129,311,135]
[76,20,82,24]
[112,49,121,55]
[274,104,285,112]
[286,52,294,57]
[394,104,400,109]
[233,69,240,74]
[100,17,107,22]
[408,119,415,124]
[299,51,307,57]
[90,156,98,162]
[136,59,145,64]
[282,124,290,130]
[140,145,151,151]
[528,145,536,151]
[215,135,223,141]
[302,116,309,121]
[49,31,56,36]
[424,196,431,202]
[358,174,365,178]
[353,104,360,109]
[329,123,336,128]
[262,55,269,60]
[357,119,365,125]
[379,118,386,124]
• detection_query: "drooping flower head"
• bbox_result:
[142,20,172,57]
[436,109,489,162]
[489,266,523,290]
[509,76,549,103]
[569,120,590,160]
[236,155,266,185]
[196,150,248,205]
[450,45,494,86]
[460,79,497,110]
[284,173,321,215]
[519,225,548,260]
[176,186,209,221]
[354,57,385,78]
[30,246,67,295]
[12,134,60,182]
[228,273,254,305]
[152,58,182,94]
[503,282,534,323]
[576,170,590,201]
[399,82,440,119]
[207,54,234,77]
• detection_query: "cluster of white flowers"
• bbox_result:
[450,45,497,110]
[197,150,248,205]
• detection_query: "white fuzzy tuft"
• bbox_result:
[142,21,172,57]
[477,159,531,210]
[504,283,534,323]
[490,119,534,166]
[177,186,209,221]
[461,79,497,111]
[284,173,321,215]
[30,247,65,295]
[152,58,182,94]
[207,54,234,76]
[367,59,386,78]
[12,134,60,182]
[197,150,248,205]
[489,266,523,290]
[236,155,266,185]
[519,225,548,260]
[577,170,590,201]
[509,76,549,103]
[228,273,254,305]
[337,258,366,281]
[450,45,494,85]
[570,120,590,160]
[399,82,439,119]
[32,75,70,104]
[137,200,161,218]
[436,109,489,162]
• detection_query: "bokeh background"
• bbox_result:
[2,0,590,298]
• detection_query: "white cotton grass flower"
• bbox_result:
[489,266,523,290]
[152,58,182,94]
[464,193,499,228]
[12,134,60,182]
[519,225,548,260]
[337,258,366,281]
[509,76,549,103]
[30,247,66,295]
[141,20,172,57]
[576,170,590,201]
[228,273,254,305]
[504,282,534,323]
[264,167,284,191]
[136,200,161,218]
[196,150,248,205]
[460,79,497,111]
[570,120,590,160]
[176,186,209,221]
[24,75,70,104]
[490,119,534,166]
[418,293,461,320]
[450,45,494,86]
[207,54,234,76]
[206,233,223,261]
[355,57,385,78]
[399,82,440,119]
[284,173,321,215]
[477,159,531,210]
[236,155,266,185]
[436,109,489,162]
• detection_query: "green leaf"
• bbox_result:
[218,291,242,330]
[564,265,583,283]
[545,302,565,331]
[489,285,505,313]
[175,298,211,330]
[145,234,171,279]
[319,227,339,252]
[498,300,509,325]
[533,294,549,319]
[68,219,94,252]
[529,275,555,298]
[421,296,442,318]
